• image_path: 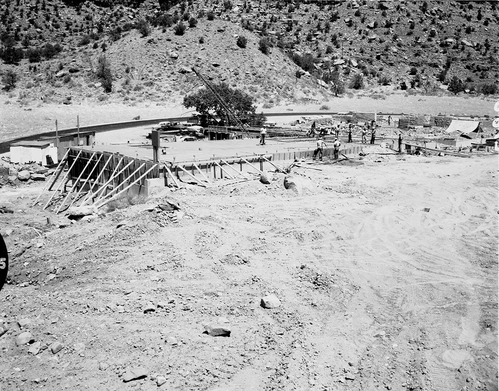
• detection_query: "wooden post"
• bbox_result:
[94,164,158,209]
[164,165,180,187]
[56,151,97,213]
[79,154,113,206]
[193,162,211,183]
[82,157,131,205]
[43,149,83,210]
[177,165,206,187]
[68,153,103,209]
[220,159,247,178]
[77,115,80,146]
[55,119,59,148]
[92,162,146,206]
[32,149,69,206]
[214,161,233,179]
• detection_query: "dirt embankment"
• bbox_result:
[0,153,497,390]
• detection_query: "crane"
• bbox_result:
[191,67,249,137]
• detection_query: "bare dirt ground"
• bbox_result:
[0,151,497,390]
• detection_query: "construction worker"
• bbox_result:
[313,137,326,161]
[333,138,341,160]
[361,126,367,144]
[347,124,353,143]
[370,126,376,145]
[398,132,403,153]
[260,127,267,145]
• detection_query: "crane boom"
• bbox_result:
[191,67,249,135]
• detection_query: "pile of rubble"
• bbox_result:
[0,159,50,187]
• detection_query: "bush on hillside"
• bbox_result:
[448,75,465,94]
[258,38,271,55]
[136,19,151,37]
[236,36,247,48]
[174,22,186,35]
[96,55,113,93]
[188,17,197,28]
[480,83,498,95]
[1,69,18,91]
[207,11,215,21]
[350,73,364,89]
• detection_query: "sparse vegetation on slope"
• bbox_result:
[0,0,497,105]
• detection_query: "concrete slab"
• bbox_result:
[89,137,324,163]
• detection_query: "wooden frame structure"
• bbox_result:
[37,148,160,213]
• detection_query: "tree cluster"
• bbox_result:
[183,83,257,126]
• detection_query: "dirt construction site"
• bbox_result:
[0,129,497,391]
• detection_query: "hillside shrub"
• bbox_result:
[258,38,271,55]
[350,73,364,89]
[174,22,186,35]
[27,48,42,63]
[236,36,247,48]
[136,19,151,37]
[207,10,215,21]
[1,69,18,91]
[96,55,112,93]
[480,83,498,95]
[78,34,91,46]
[188,17,197,28]
[290,52,315,73]
[448,76,465,94]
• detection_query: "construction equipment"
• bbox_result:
[191,67,249,137]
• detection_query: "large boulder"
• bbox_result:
[17,171,31,181]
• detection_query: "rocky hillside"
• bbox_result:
[0,0,498,107]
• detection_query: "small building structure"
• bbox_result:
[40,130,95,160]
[10,140,58,166]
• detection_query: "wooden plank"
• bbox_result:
[220,159,247,178]
[33,149,69,206]
[240,157,263,174]
[86,158,134,205]
[164,165,180,187]
[177,165,207,187]
[94,164,158,209]
[193,162,211,183]
[214,161,234,179]
[55,151,97,214]
[43,149,83,210]
[67,153,103,209]
[79,154,114,206]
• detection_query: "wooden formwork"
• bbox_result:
[166,145,363,185]
[37,148,160,213]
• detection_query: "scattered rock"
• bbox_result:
[261,294,281,309]
[0,325,8,337]
[283,175,302,194]
[99,362,109,371]
[16,331,34,346]
[17,319,31,329]
[143,302,156,313]
[260,172,270,185]
[30,174,46,181]
[122,367,148,382]
[204,324,231,337]
[169,51,179,59]
[17,171,31,181]
[28,341,42,355]
[0,206,14,214]
[66,206,96,220]
[50,341,64,354]
[156,376,167,386]
[55,70,68,78]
